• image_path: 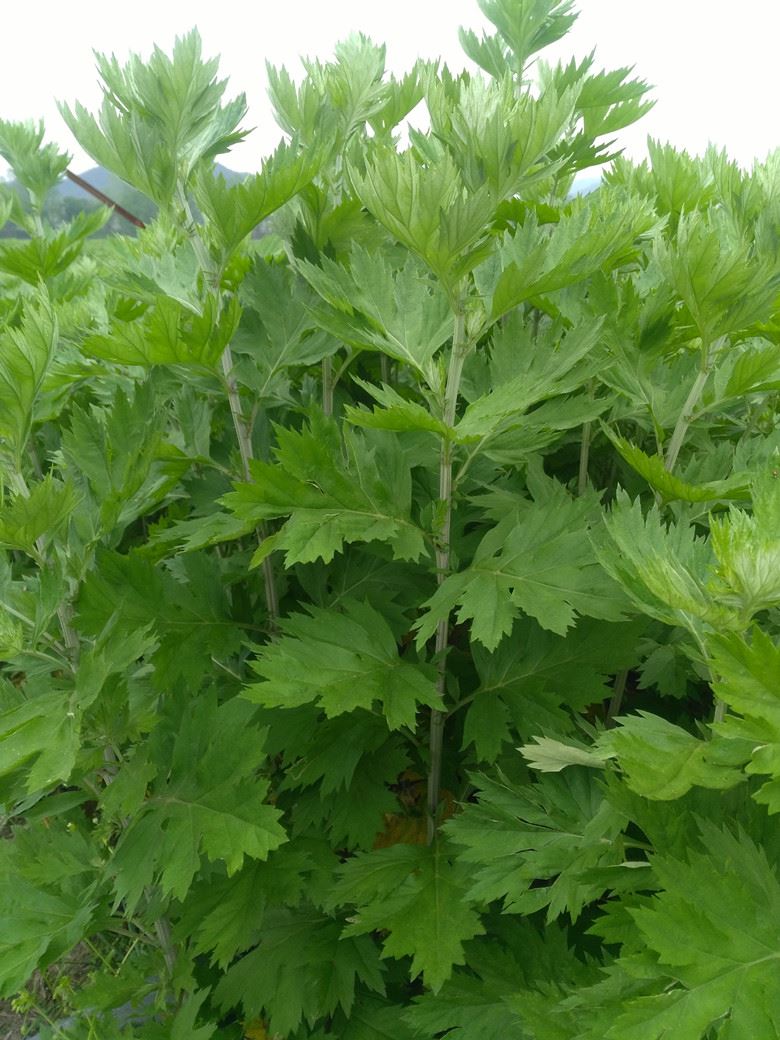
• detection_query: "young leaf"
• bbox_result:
[709,628,780,811]
[603,711,746,800]
[193,137,327,258]
[0,475,77,556]
[0,292,57,462]
[602,426,749,503]
[348,148,495,288]
[59,31,247,205]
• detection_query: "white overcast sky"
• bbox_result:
[1,1,778,177]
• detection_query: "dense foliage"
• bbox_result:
[2,1,780,1036]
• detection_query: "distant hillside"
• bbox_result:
[56,163,247,199]
[0,164,251,238]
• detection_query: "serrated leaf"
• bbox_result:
[603,426,749,502]
[478,188,657,324]
[222,415,426,565]
[0,475,78,556]
[108,697,286,909]
[0,292,57,460]
[0,691,80,794]
[214,909,385,1035]
[0,869,94,997]
[331,842,484,992]
[417,477,627,649]
[603,711,745,800]
[82,294,240,367]
[709,628,780,811]
[607,824,780,1039]
[447,769,627,921]
[297,246,453,382]
[599,492,738,633]
[245,599,440,730]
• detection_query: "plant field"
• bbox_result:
[2,1,780,1036]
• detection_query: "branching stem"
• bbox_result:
[664,340,723,473]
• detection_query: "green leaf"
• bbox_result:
[0,475,78,556]
[0,827,96,996]
[60,380,181,537]
[345,380,449,437]
[466,618,644,760]
[478,188,658,324]
[185,844,312,968]
[193,137,326,258]
[141,990,217,1040]
[456,312,604,444]
[59,30,247,205]
[331,842,484,992]
[108,697,286,909]
[448,769,628,922]
[82,294,240,367]
[76,550,242,687]
[0,691,80,794]
[603,711,745,800]
[245,599,441,730]
[404,940,531,1040]
[709,628,780,811]
[0,292,57,461]
[603,427,749,503]
[297,246,453,383]
[655,207,780,343]
[608,824,780,1039]
[222,415,426,565]
[214,909,385,1035]
[417,475,627,649]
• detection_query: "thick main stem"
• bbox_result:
[427,305,468,844]
[177,186,279,622]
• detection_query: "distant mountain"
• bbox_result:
[55,163,248,199]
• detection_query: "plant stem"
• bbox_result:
[606,669,628,727]
[578,420,592,496]
[427,304,468,844]
[322,356,334,416]
[177,184,279,622]
[664,341,722,473]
